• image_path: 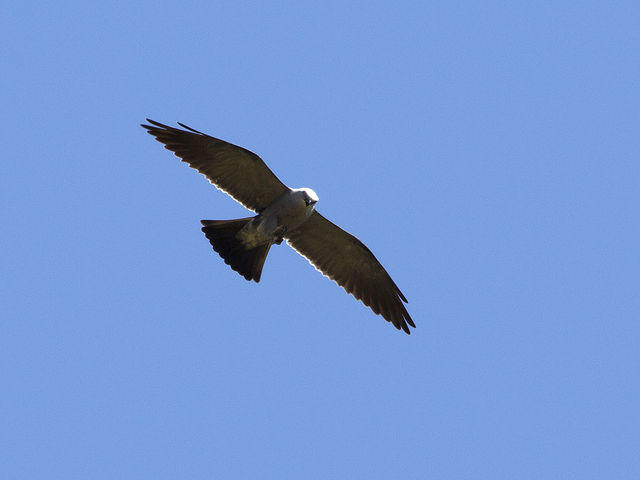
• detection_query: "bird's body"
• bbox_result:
[142,119,415,334]
[241,188,318,248]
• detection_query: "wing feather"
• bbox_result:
[286,211,415,334]
[141,119,289,212]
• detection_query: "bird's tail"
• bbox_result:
[200,218,272,282]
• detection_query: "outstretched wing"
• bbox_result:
[286,211,415,334]
[142,119,289,213]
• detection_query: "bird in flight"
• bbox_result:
[142,119,415,334]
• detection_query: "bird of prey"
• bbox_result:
[142,119,415,334]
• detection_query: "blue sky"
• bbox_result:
[2,1,639,478]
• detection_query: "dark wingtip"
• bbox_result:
[177,122,204,134]
[141,118,163,133]
[141,118,178,132]
[398,317,412,335]
[402,308,415,333]
[141,119,205,137]
[398,289,408,303]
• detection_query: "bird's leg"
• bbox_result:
[273,225,288,245]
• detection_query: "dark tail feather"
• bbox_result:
[200,218,272,282]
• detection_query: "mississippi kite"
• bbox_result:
[142,119,415,334]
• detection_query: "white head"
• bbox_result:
[293,187,319,209]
